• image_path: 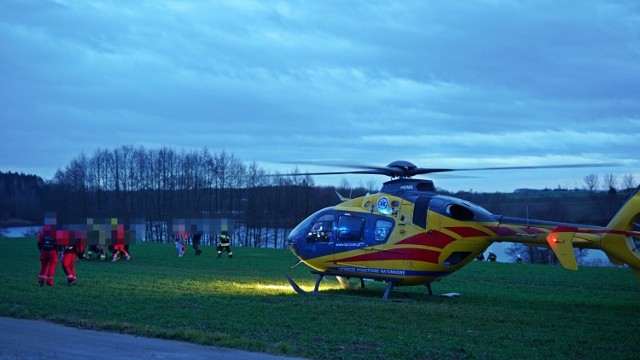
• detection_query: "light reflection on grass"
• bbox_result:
[190,280,345,295]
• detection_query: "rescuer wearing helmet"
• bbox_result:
[217,233,233,258]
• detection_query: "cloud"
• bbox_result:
[1,0,639,191]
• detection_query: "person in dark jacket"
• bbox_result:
[192,232,203,256]
[217,233,233,258]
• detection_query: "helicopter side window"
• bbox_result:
[337,216,365,242]
[374,220,393,242]
[446,204,475,221]
[306,214,335,243]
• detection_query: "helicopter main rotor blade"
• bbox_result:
[280,160,390,172]
[279,160,620,178]
[268,169,390,177]
[283,160,422,177]
[410,162,620,176]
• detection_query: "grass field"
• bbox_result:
[1,238,639,359]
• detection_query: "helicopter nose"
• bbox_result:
[286,233,300,251]
[286,233,295,245]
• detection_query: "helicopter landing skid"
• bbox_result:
[425,283,461,298]
[285,272,331,295]
[285,273,400,301]
[285,274,310,295]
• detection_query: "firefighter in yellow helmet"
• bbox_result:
[217,233,233,258]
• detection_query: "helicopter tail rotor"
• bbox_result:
[544,186,640,280]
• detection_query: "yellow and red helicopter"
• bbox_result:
[285,160,640,300]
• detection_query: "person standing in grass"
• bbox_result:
[37,225,58,286]
[192,232,203,256]
[111,224,131,262]
[488,251,497,262]
[60,244,78,285]
[217,233,233,258]
[175,233,185,257]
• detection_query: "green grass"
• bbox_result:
[1,238,639,359]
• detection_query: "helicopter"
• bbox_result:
[284,160,640,300]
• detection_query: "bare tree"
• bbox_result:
[51,152,90,222]
[245,161,264,188]
[622,174,636,190]
[131,145,151,217]
[365,179,378,194]
[339,177,351,192]
[583,174,599,193]
[603,173,617,192]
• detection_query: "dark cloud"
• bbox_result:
[0,0,638,191]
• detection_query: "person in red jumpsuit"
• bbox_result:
[60,244,78,286]
[37,225,58,286]
[111,222,130,261]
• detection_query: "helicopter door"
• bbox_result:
[336,214,365,246]
[302,213,336,259]
[412,196,431,229]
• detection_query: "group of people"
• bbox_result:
[174,232,233,258]
[84,244,131,261]
[37,226,131,287]
[38,227,234,286]
[477,252,524,263]
[37,226,82,286]
[476,251,498,262]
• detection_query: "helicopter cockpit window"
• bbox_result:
[374,220,393,242]
[306,214,335,243]
[337,216,365,242]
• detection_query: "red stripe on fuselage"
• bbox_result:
[485,225,517,237]
[444,226,490,238]
[396,231,455,249]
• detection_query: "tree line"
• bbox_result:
[1,145,635,255]
[0,145,372,247]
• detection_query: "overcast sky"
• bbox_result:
[1,0,638,192]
